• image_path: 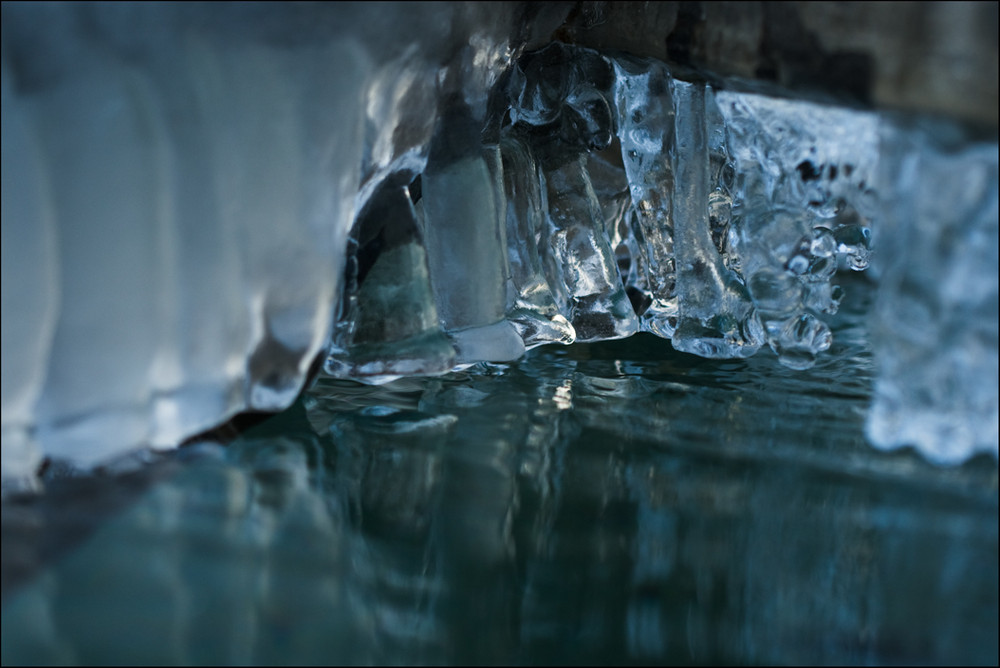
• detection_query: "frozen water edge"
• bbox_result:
[0,5,996,483]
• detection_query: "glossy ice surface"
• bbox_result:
[3,5,996,479]
[3,276,996,665]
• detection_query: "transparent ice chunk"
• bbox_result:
[713,89,881,368]
[610,55,679,338]
[542,154,639,342]
[500,134,576,349]
[326,176,456,384]
[420,101,525,363]
[506,44,637,342]
[671,81,763,358]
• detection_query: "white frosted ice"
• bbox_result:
[867,127,999,464]
[1,4,372,483]
[1,57,60,485]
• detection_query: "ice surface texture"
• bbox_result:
[0,3,470,484]
[867,124,999,464]
[0,5,996,484]
[497,45,881,368]
[1,4,377,487]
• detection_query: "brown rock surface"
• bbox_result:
[551,1,998,129]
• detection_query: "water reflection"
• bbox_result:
[2,278,997,665]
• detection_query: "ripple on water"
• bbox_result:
[1,276,996,665]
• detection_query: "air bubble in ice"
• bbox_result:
[834,224,872,270]
[767,313,833,370]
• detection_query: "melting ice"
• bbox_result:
[1,5,996,485]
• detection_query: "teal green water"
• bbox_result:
[3,279,997,665]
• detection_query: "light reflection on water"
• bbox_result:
[2,278,997,665]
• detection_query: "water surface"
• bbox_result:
[2,277,997,665]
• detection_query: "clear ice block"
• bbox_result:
[610,55,680,338]
[500,134,577,349]
[420,101,525,363]
[670,81,763,358]
[714,89,880,368]
[506,43,638,342]
[326,176,457,383]
[542,155,640,342]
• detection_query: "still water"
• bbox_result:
[2,277,997,665]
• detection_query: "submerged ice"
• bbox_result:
[0,5,996,484]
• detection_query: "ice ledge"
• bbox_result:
[1,4,996,486]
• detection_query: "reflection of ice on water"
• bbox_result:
[2,281,996,665]
[552,380,573,411]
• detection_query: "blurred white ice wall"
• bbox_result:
[867,123,999,464]
[0,2,381,484]
[0,2,534,487]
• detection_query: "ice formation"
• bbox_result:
[867,123,999,464]
[1,4,996,486]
